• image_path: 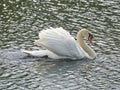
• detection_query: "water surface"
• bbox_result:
[0,0,120,90]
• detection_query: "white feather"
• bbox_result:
[33,27,88,59]
[21,49,63,59]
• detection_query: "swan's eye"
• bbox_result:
[88,33,93,39]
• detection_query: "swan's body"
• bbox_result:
[22,27,96,59]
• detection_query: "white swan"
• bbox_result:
[21,27,96,59]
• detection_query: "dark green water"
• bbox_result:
[0,0,120,90]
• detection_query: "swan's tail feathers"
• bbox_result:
[21,49,62,59]
[34,39,41,46]
[21,49,42,57]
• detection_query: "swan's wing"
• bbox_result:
[36,27,87,59]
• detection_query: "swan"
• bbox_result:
[21,27,96,59]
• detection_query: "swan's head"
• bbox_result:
[78,29,94,43]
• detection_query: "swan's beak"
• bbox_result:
[88,33,93,43]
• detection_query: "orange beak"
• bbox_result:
[88,33,93,43]
[88,36,93,43]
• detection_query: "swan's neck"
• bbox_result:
[76,32,96,58]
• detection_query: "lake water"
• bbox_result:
[0,0,120,90]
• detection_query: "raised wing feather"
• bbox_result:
[38,27,86,59]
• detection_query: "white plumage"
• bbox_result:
[22,27,94,59]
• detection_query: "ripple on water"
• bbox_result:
[0,0,120,90]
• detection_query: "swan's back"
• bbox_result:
[38,27,87,59]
